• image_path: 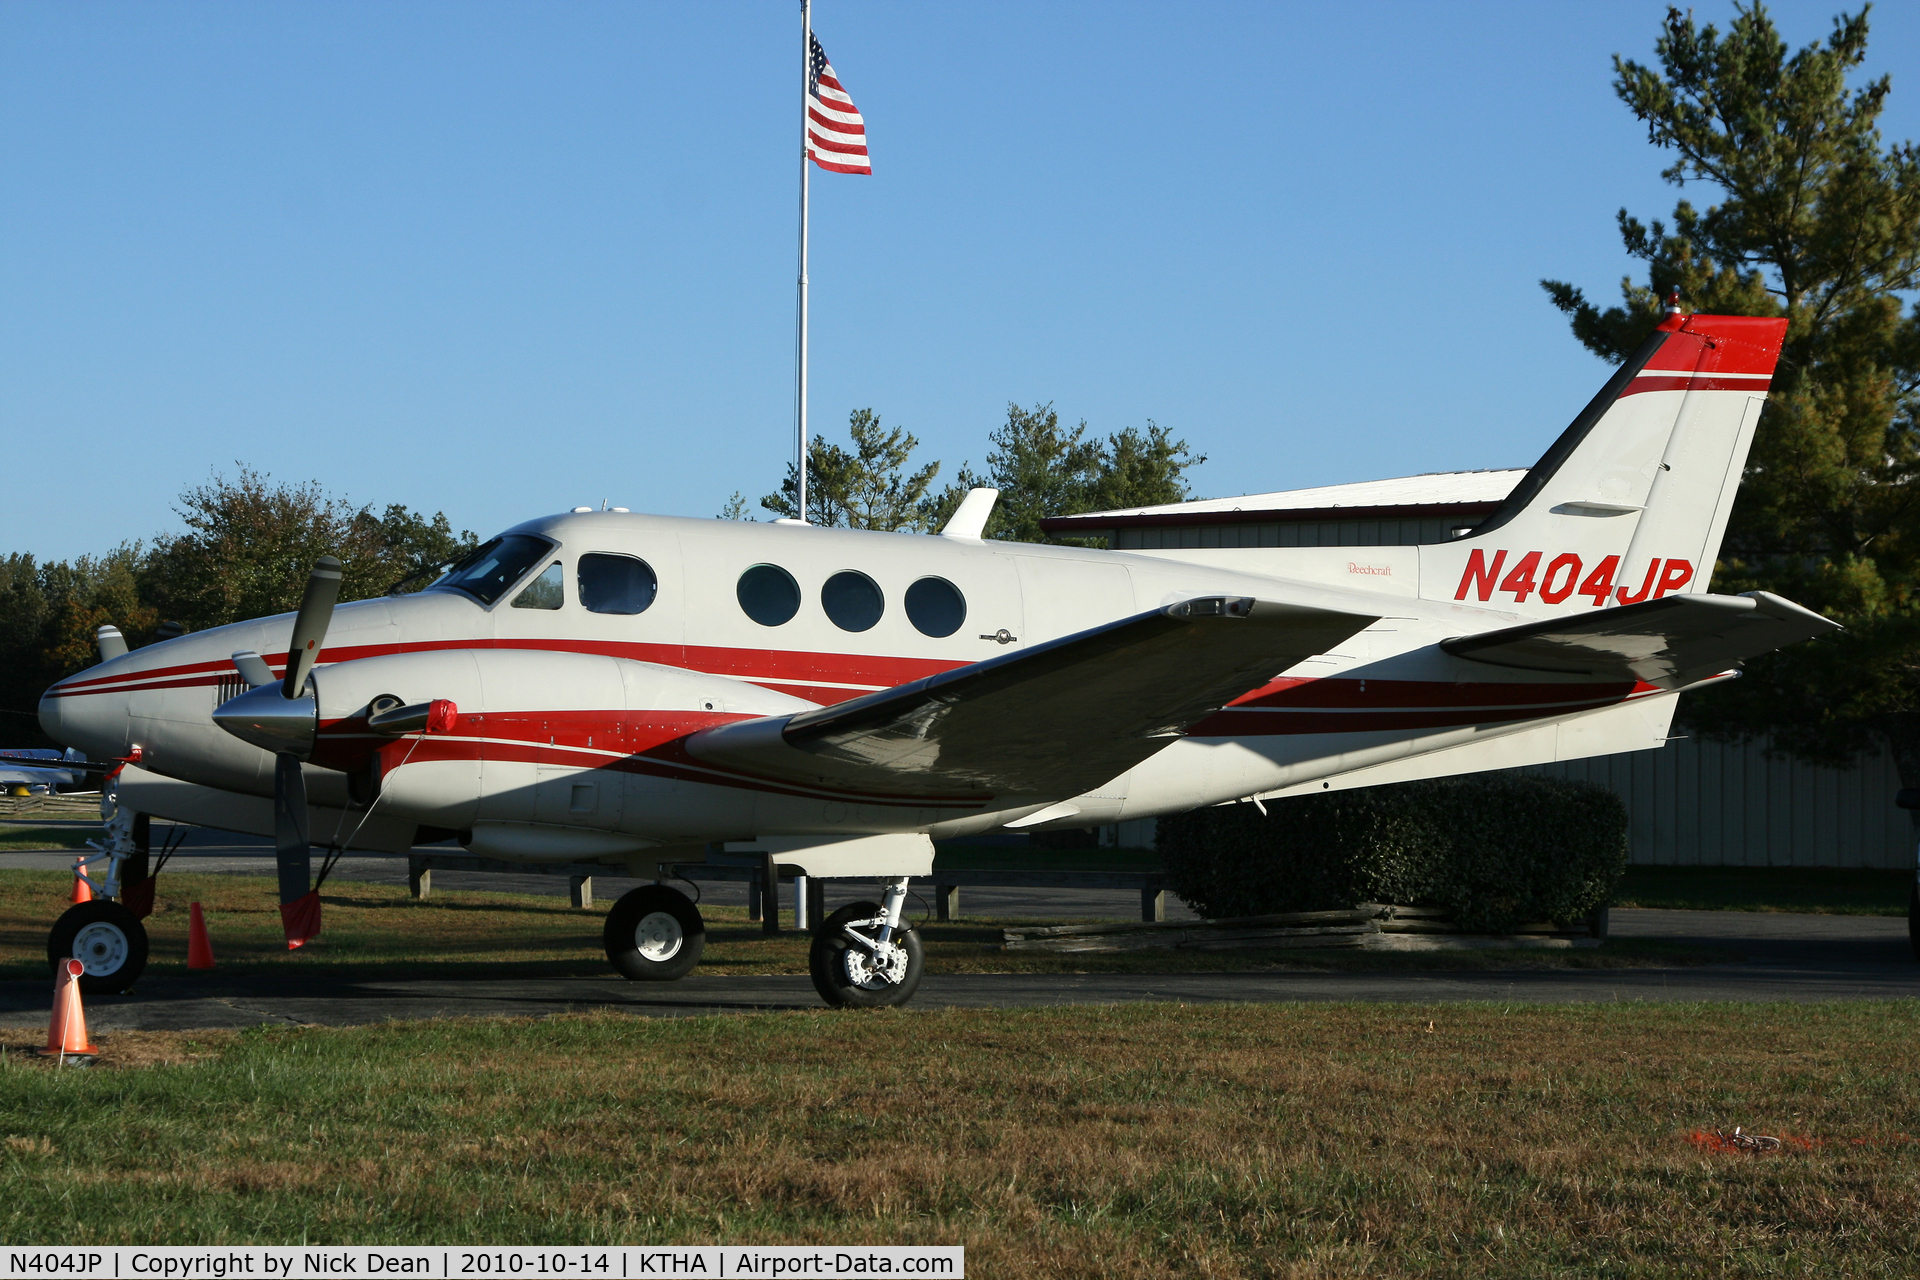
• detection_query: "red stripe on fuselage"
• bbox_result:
[48,637,956,700]
[364,731,988,810]
[57,641,1654,744]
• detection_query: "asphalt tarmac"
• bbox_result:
[0,822,1201,922]
[3,832,1917,1030]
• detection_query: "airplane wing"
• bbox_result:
[1439,590,1839,688]
[686,596,1376,802]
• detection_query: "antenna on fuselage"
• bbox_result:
[939,488,1000,540]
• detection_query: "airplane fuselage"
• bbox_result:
[40,509,1671,859]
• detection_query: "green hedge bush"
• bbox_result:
[1156,775,1629,933]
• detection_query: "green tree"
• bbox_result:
[1,472,473,746]
[144,466,476,630]
[1542,3,1920,782]
[1091,421,1206,514]
[0,547,159,747]
[923,403,1204,543]
[0,555,52,743]
[367,504,480,596]
[761,409,941,531]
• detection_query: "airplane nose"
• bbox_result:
[36,688,65,744]
[38,675,130,760]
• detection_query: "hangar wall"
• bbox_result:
[1523,737,1914,869]
[1102,738,1914,869]
[1114,516,1461,550]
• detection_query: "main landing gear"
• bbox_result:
[603,884,706,981]
[809,877,923,1009]
[600,876,927,1009]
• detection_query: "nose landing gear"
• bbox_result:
[47,783,148,994]
[48,900,148,995]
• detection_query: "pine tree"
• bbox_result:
[1544,3,1920,780]
[921,403,1203,543]
[761,409,942,531]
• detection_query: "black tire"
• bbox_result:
[1909,882,1919,963]
[603,885,705,982]
[809,900,925,1009]
[48,900,148,995]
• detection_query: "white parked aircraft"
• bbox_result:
[0,749,89,795]
[38,307,1837,1005]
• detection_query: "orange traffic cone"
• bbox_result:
[187,902,215,971]
[69,871,92,904]
[43,959,96,1057]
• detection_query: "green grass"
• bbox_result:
[3,1002,1919,1275]
[1615,865,1915,916]
[0,824,95,851]
[0,869,1716,982]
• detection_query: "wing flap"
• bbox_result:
[1440,590,1838,687]
[688,596,1376,801]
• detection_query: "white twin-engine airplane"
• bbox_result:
[39,307,1837,1007]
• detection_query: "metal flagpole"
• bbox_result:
[794,0,811,524]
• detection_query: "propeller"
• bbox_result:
[278,557,340,947]
[270,558,339,948]
[211,555,456,949]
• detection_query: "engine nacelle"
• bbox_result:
[293,648,815,833]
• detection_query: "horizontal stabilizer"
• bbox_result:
[1440,591,1839,688]
[689,596,1376,802]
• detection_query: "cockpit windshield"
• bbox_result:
[430,534,557,605]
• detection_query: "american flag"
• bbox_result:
[807,33,870,175]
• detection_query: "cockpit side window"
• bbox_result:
[433,534,557,606]
[511,562,564,610]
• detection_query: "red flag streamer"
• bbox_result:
[281,890,322,950]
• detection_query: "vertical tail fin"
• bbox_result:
[1420,311,1787,614]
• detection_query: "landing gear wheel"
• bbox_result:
[603,885,705,982]
[48,900,148,995]
[810,901,925,1009]
[1908,882,1919,962]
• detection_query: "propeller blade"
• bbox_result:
[231,651,275,689]
[95,625,128,662]
[282,556,343,700]
[272,751,311,904]
[273,751,322,949]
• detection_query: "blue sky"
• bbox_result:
[6,1,1917,561]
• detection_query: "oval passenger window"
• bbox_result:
[737,564,802,626]
[904,577,966,638]
[822,570,884,632]
[578,553,658,615]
